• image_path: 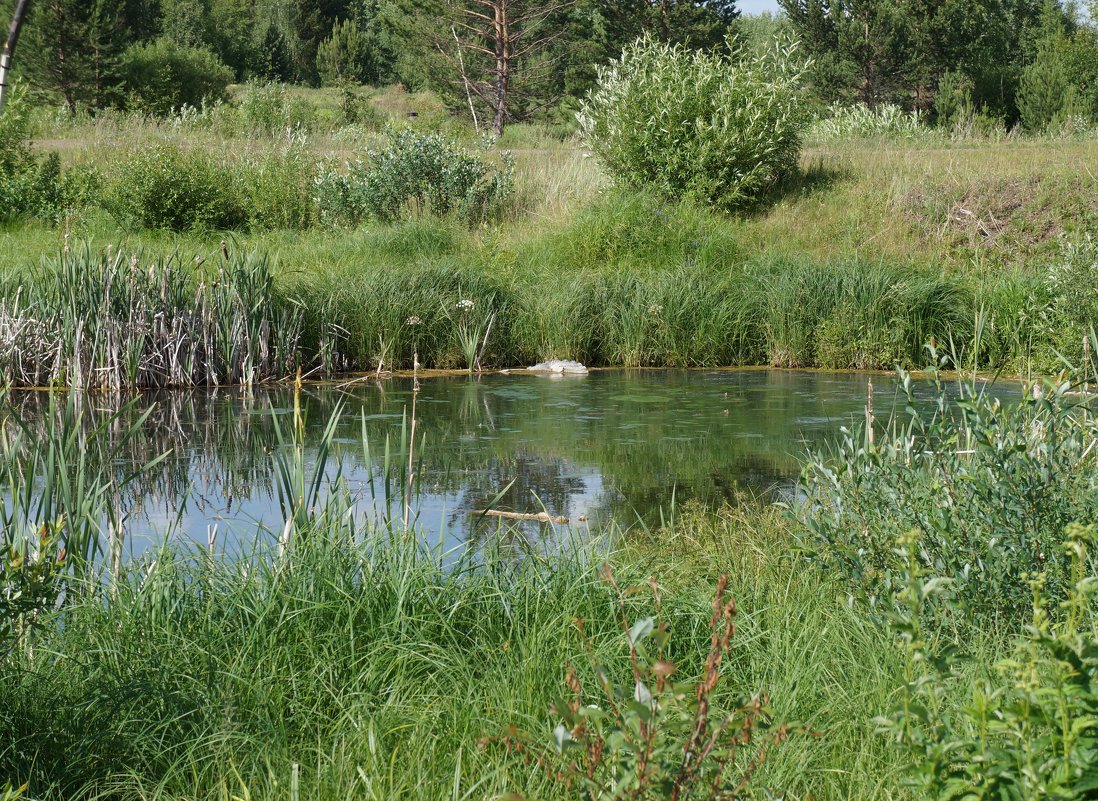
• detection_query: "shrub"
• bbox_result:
[807,102,926,142]
[0,87,40,219]
[878,525,1098,798]
[1,522,66,659]
[799,363,1098,631]
[316,128,513,226]
[121,39,233,117]
[109,144,246,231]
[1039,235,1098,366]
[578,35,810,211]
[239,81,318,136]
[241,142,319,230]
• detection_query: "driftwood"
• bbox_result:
[472,509,588,524]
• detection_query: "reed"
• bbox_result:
[0,246,303,388]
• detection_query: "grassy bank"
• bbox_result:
[2,84,1096,384]
[1,85,1095,385]
[2,365,1095,799]
[1,509,905,800]
[0,200,1090,387]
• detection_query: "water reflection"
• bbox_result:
[7,369,1010,552]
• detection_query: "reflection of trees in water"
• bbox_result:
[5,371,864,541]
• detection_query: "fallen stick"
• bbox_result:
[473,510,588,524]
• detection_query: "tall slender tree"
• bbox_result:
[402,0,576,136]
[0,0,30,112]
[23,0,127,112]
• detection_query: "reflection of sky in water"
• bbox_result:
[11,369,1017,558]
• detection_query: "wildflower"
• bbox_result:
[405,315,422,326]
[455,299,475,312]
[648,303,663,316]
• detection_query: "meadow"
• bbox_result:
[1,84,1096,386]
[1,81,1097,800]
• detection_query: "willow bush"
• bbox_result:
[316,128,514,227]
[578,35,811,211]
[800,362,1098,631]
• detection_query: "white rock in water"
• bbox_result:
[527,359,588,375]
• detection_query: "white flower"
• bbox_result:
[405,315,422,326]
[648,303,663,315]
[455,299,475,312]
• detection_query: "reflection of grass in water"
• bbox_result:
[4,371,883,536]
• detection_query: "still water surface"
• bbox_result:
[16,369,1006,554]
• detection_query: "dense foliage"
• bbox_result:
[780,0,1098,131]
[802,360,1098,630]
[110,143,247,231]
[120,39,234,115]
[579,36,810,210]
[316,128,514,226]
[880,524,1098,798]
[3,0,1097,134]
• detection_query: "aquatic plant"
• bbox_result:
[448,297,496,372]
[0,394,901,801]
[0,246,303,388]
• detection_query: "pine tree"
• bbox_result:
[22,0,127,112]
[1018,1,1078,130]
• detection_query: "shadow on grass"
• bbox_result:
[749,157,852,215]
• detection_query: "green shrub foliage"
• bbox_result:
[879,525,1098,798]
[316,128,513,226]
[800,362,1098,630]
[578,35,811,211]
[121,39,234,116]
[1039,235,1098,366]
[109,144,246,231]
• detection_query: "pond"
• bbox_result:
[9,369,1010,555]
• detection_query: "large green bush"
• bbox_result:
[578,35,811,211]
[121,39,233,117]
[316,128,513,226]
[879,524,1098,798]
[109,144,246,231]
[800,364,1098,631]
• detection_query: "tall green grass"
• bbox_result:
[0,386,908,801]
[2,190,1085,385]
[0,507,906,801]
[0,246,303,388]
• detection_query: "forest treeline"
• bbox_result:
[3,0,1098,134]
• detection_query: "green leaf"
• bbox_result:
[628,617,655,646]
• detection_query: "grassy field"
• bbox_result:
[0,84,1092,385]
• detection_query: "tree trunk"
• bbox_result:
[0,0,31,113]
[492,0,510,138]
